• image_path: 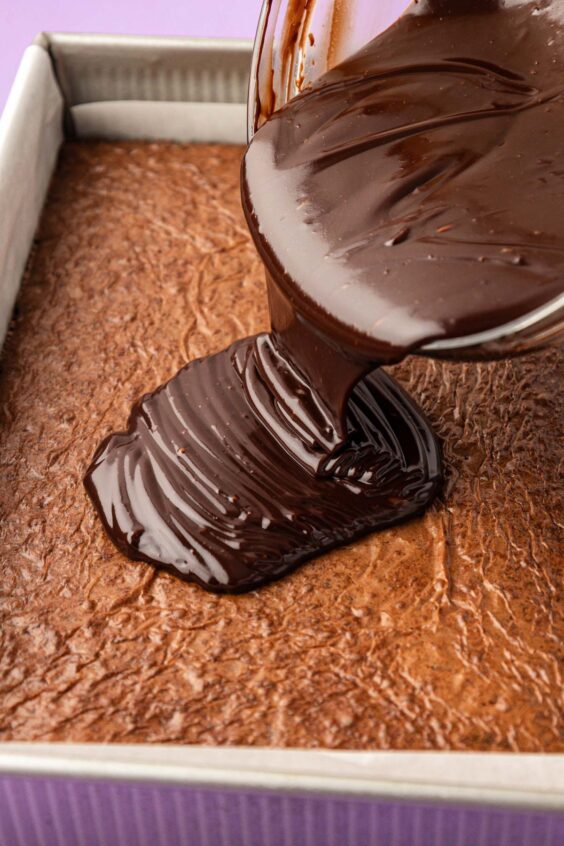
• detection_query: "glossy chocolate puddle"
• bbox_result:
[85,0,564,592]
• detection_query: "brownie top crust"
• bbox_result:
[0,141,561,749]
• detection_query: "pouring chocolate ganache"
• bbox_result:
[85,0,564,592]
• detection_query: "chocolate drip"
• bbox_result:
[85,338,440,592]
[86,0,564,591]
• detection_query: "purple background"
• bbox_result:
[2,0,261,110]
[1,775,563,846]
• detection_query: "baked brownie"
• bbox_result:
[0,142,561,749]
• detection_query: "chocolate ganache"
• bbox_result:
[85,0,564,592]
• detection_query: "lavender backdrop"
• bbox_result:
[1,776,563,846]
[2,0,261,110]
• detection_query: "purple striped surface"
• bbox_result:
[0,775,562,846]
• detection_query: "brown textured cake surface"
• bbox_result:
[0,141,562,750]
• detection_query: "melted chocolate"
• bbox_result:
[244,0,564,366]
[85,0,564,592]
[84,337,440,592]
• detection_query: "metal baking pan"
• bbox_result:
[0,32,562,846]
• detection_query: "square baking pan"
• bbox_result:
[0,32,562,846]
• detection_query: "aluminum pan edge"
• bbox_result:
[0,745,562,810]
[0,45,63,349]
[37,32,253,110]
